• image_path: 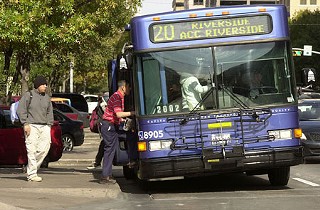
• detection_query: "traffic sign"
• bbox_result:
[303,45,312,56]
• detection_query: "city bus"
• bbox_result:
[114,4,303,186]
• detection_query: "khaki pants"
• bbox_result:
[25,124,51,179]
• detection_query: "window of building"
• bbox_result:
[300,0,307,5]
[194,0,204,5]
[310,0,317,5]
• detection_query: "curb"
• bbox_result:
[0,202,25,210]
[50,159,94,167]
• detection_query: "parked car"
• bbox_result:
[51,97,71,106]
[52,93,88,113]
[53,109,84,152]
[0,105,63,167]
[52,102,77,121]
[54,102,90,128]
[298,99,320,158]
[83,94,99,114]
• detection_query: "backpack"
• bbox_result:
[10,92,33,126]
[89,105,104,133]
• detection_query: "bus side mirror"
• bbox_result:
[125,52,133,69]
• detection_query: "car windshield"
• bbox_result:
[298,101,320,121]
[137,41,296,116]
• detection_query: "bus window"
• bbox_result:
[141,57,162,115]
[137,42,296,116]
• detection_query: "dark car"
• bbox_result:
[54,102,90,128]
[53,109,84,152]
[298,99,320,158]
[52,93,88,113]
[0,105,63,167]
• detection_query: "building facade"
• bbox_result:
[172,0,320,17]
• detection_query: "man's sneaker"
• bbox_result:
[28,176,42,182]
[99,176,116,184]
[87,162,101,170]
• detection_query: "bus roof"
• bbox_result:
[130,4,289,52]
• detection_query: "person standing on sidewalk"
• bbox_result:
[87,96,105,170]
[99,80,134,184]
[17,76,53,182]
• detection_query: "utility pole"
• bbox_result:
[69,61,74,93]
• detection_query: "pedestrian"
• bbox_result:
[87,96,105,170]
[17,75,53,182]
[99,80,134,184]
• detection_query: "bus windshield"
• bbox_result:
[138,41,296,116]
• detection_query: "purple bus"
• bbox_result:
[115,4,303,186]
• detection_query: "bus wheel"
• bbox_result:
[268,166,290,186]
[123,165,135,180]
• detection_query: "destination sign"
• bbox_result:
[150,15,272,43]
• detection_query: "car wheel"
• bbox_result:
[62,134,74,152]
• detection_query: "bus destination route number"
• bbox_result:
[150,15,271,43]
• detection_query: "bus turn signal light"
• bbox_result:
[189,14,197,18]
[294,128,302,138]
[152,17,161,21]
[138,142,147,152]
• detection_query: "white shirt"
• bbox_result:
[180,74,211,111]
[10,101,19,123]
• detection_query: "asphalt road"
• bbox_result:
[1,128,320,210]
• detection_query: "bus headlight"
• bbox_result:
[149,140,172,151]
[268,129,292,140]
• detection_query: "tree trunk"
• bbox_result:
[3,46,13,105]
[16,51,31,96]
[3,46,13,76]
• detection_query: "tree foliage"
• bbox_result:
[289,9,320,85]
[0,0,141,102]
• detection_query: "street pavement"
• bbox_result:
[0,128,131,210]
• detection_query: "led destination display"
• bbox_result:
[150,15,272,43]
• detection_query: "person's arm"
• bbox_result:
[116,111,134,119]
[47,99,54,126]
[190,77,211,93]
[17,93,31,136]
[17,94,29,125]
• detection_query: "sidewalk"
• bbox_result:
[0,129,126,210]
[51,128,101,167]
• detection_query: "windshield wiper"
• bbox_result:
[179,85,216,125]
[219,85,249,109]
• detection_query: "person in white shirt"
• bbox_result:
[180,73,212,111]
[10,101,19,124]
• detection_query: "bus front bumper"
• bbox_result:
[137,146,304,180]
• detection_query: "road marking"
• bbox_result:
[292,178,320,187]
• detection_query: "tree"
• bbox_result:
[289,9,320,87]
[0,0,141,101]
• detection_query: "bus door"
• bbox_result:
[113,54,138,166]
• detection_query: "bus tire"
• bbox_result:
[123,165,135,180]
[268,166,290,186]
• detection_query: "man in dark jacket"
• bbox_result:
[17,75,53,182]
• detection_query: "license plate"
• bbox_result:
[211,133,231,146]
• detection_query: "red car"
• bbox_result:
[0,105,63,167]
